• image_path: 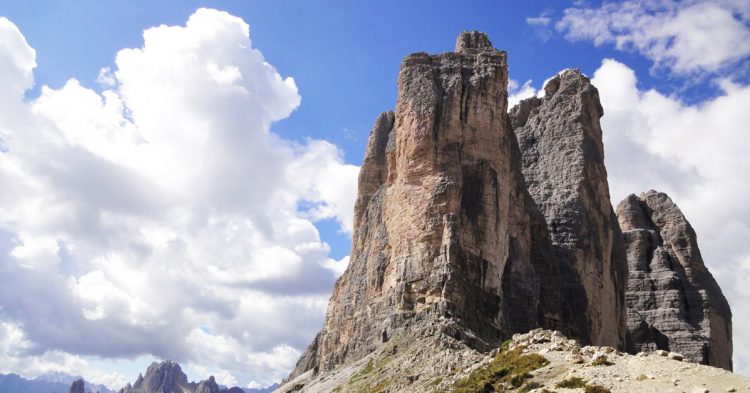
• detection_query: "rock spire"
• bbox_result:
[617,191,732,370]
[118,361,243,393]
[510,70,628,348]
[69,379,85,393]
[292,31,571,378]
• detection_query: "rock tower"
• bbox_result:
[511,70,628,347]
[617,191,732,370]
[288,31,732,381]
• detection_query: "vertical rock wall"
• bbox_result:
[290,31,564,377]
[617,191,732,370]
[510,70,628,348]
[288,32,732,380]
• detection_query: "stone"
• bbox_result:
[617,191,733,370]
[669,352,684,361]
[510,69,628,349]
[69,379,85,393]
[591,352,609,365]
[289,30,565,378]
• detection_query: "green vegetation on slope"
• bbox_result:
[450,347,549,392]
[556,376,587,388]
[555,377,611,393]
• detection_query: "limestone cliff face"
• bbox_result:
[617,191,732,370]
[510,70,628,348]
[290,31,564,378]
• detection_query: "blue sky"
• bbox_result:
[0,0,749,389]
[0,0,676,260]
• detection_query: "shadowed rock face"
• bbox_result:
[289,31,565,378]
[119,361,190,393]
[617,191,732,370]
[69,379,85,393]
[510,70,628,348]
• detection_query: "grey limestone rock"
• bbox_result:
[290,30,567,379]
[288,31,733,384]
[511,70,628,348]
[617,191,732,370]
[118,361,242,393]
[194,376,220,393]
[69,379,85,393]
[119,361,189,393]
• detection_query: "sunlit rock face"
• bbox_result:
[290,31,571,378]
[617,191,733,370]
[287,31,733,383]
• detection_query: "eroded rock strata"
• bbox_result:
[617,191,733,370]
[510,70,628,348]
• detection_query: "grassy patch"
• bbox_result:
[451,347,549,393]
[347,359,375,385]
[554,377,610,393]
[584,385,611,393]
[501,339,513,350]
[343,349,398,393]
[555,376,587,388]
[519,381,543,392]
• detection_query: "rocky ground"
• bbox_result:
[275,329,750,393]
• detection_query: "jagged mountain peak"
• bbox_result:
[118,360,243,393]
[280,31,735,392]
[617,190,732,370]
[69,378,85,393]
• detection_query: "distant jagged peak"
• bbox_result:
[119,360,244,393]
[68,378,85,393]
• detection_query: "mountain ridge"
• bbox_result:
[0,372,115,393]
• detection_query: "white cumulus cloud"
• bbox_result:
[556,0,750,74]
[591,58,750,375]
[0,9,357,388]
[507,79,539,108]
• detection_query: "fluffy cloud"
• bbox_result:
[0,9,357,388]
[590,59,750,374]
[556,0,750,74]
[0,321,128,388]
[507,79,539,108]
